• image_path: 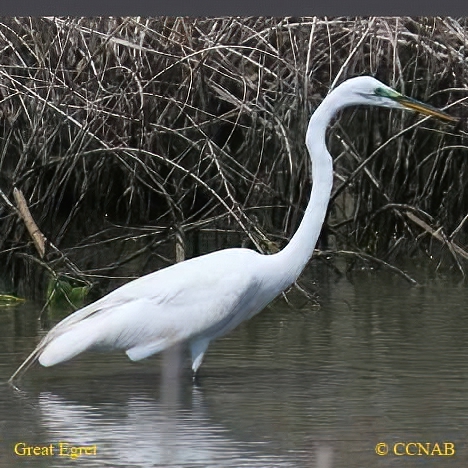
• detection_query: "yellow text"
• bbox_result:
[14,443,55,456]
[394,442,455,456]
[59,442,97,459]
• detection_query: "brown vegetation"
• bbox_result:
[0,17,467,298]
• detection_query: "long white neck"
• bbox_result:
[271,91,341,288]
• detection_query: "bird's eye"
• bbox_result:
[375,87,400,99]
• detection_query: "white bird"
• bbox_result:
[9,76,456,383]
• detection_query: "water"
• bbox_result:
[1,264,468,467]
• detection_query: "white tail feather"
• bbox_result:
[39,323,101,367]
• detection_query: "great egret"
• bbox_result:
[9,76,456,383]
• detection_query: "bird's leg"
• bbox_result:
[192,371,201,384]
[190,338,210,379]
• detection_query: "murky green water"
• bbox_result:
[1,263,468,467]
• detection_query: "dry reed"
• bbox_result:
[0,17,467,298]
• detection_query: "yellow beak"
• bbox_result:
[395,95,458,123]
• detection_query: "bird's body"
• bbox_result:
[39,248,290,371]
[10,76,456,382]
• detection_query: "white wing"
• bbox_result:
[13,248,269,378]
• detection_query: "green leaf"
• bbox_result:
[0,294,26,307]
[46,276,89,319]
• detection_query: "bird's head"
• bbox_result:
[335,76,457,123]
